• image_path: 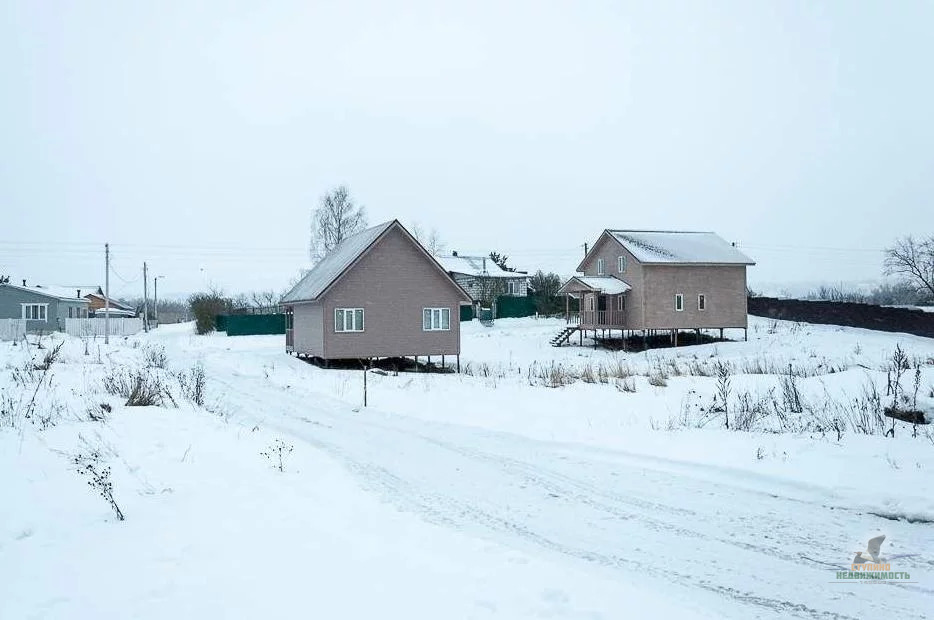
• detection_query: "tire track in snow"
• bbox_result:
[205,363,931,620]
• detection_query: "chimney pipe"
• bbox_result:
[452,250,458,257]
[22,279,26,287]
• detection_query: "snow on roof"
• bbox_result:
[435,254,523,279]
[94,307,136,317]
[608,230,755,265]
[0,283,90,302]
[281,221,395,303]
[559,276,631,295]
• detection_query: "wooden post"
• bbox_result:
[363,359,368,407]
[565,293,569,323]
[442,354,445,370]
[673,329,678,347]
[744,328,748,342]
[457,354,460,373]
[719,328,724,340]
[414,356,418,372]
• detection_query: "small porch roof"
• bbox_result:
[557,276,631,295]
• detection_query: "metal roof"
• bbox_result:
[0,283,91,303]
[558,276,632,295]
[281,221,395,303]
[606,230,754,265]
[434,254,523,279]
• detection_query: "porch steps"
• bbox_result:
[549,325,579,347]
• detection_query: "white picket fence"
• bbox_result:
[0,319,26,341]
[64,318,144,338]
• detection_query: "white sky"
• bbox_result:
[1,1,931,299]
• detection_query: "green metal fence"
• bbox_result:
[460,305,475,322]
[217,313,286,336]
[495,295,538,318]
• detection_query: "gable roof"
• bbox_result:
[434,254,525,279]
[0,283,90,303]
[578,230,755,270]
[281,220,472,304]
[557,276,632,295]
[85,292,135,311]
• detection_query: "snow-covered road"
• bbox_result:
[202,346,934,620]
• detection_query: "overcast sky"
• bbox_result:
[1,1,931,299]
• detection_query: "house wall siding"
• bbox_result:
[0,285,88,331]
[578,233,645,327]
[452,274,528,301]
[642,265,748,329]
[292,301,324,356]
[292,226,466,359]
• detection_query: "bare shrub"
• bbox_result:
[261,439,293,472]
[176,364,207,407]
[780,364,804,414]
[144,346,168,369]
[103,368,175,407]
[648,372,668,387]
[714,361,732,428]
[188,289,233,335]
[615,377,637,393]
[34,341,64,371]
[74,450,125,521]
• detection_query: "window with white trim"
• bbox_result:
[423,307,451,331]
[596,258,605,275]
[616,295,625,311]
[334,308,364,332]
[507,280,519,295]
[697,294,706,311]
[618,255,627,273]
[22,303,48,320]
[587,295,595,311]
[674,294,684,312]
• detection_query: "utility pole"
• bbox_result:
[143,262,149,333]
[104,243,110,344]
[153,276,163,326]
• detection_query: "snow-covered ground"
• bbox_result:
[2,316,933,618]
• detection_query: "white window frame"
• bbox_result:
[596,258,605,275]
[334,307,364,332]
[617,255,627,273]
[616,295,625,311]
[674,294,684,312]
[422,307,451,331]
[697,294,706,311]
[506,280,518,295]
[22,303,48,321]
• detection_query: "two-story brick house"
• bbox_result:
[556,230,754,344]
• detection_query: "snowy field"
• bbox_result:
[2,316,934,619]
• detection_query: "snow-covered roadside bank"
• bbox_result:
[0,334,703,619]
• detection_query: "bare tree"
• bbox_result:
[411,222,446,255]
[884,236,934,299]
[250,290,279,309]
[310,186,368,262]
[0,275,9,284]
[488,251,515,272]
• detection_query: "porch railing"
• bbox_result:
[286,328,294,348]
[567,310,626,327]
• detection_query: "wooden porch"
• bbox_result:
[566,309,627,328]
